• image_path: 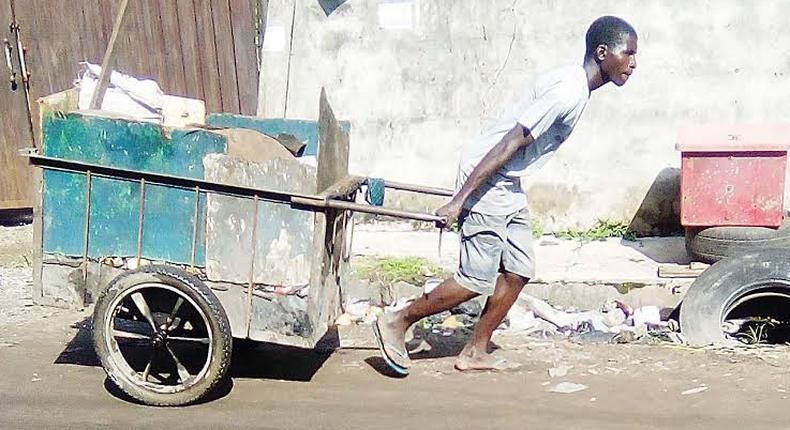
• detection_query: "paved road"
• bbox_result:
[2,312,790,430]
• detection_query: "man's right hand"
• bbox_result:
[435,199,463,229]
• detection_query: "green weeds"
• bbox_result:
[354,256,449,286]
[555,219,637,242]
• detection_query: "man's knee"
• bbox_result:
[501,271,529,287]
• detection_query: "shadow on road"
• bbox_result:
[53,317,337,402]
[230,341,332,382]
[363,326,503,376]
[407,326,470,360]
[54,318,100,367]
[101,375,234,406]
[363,356,408,378]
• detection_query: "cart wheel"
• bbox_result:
[92,265,232,406]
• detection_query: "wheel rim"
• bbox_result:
[103,282,214,394]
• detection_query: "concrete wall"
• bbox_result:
[258,0,790,233]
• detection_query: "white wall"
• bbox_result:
[259,0,790,232]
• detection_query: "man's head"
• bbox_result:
[585,16,638,86]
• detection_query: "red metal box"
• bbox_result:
[676,125,789,227]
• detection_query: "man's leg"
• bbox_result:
[376,277,479,364]
[374,210,503,370]
[456,207,534,370]
[456,271,528,368]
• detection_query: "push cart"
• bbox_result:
[28,89,451,406]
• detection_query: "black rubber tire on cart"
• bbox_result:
[92,265,232,406]
[680,248,790,346]
[685,216,790,263]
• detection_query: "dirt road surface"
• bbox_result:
[2,225,790,429]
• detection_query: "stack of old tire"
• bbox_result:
[685,211,790,264]
[681,214,790,346]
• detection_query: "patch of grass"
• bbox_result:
[531,218,544,238]
[736,317,776,345]
[556,219,638,242]
[614,281,646,295]
[354,256,449,286]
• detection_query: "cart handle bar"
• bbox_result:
[26,154,447,224]
[374,179,453,197]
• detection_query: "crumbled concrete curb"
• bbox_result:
[351,224,693,310]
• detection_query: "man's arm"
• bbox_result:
[436,124,535,227]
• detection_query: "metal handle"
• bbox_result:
[18,45,29,88]
[292,195,446,223]
[15,43,28,89]
[3,38,16,90]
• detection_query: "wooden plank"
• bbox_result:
[161,95,205,127]
[137,1,158,76]
[175,0,204,99]
[31,165,45,303]
[58,1,87,64]
[89,0,130,110]
[157,0,187,96]
[0,200,32,210]
[114,0,148,77]
[110,0,142,75]
[229,0,259,115]
[690,262,711,271]
[319,175,365,199]
[210,0,241,113]
[139,0,167,80]
[658,263,710,278]
[193,0,223,113]
[15,0,99,139]
[80,0,108,63]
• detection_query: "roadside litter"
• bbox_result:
[549,382,588,394]
[335,280,681,345]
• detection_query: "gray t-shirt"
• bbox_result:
[457,65,590,215]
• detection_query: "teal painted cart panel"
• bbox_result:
[42,113,225,264]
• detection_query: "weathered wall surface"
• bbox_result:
[259,0,790,233]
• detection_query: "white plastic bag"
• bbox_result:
[77,62,164,121]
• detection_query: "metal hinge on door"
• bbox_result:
[9,21,29,90]
[3,37,16,90]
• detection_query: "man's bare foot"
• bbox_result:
[454,347,520,372]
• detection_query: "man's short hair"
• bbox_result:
[585,16,636,57]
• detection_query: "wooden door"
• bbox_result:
[0,0,34,210]
[1,0,261,211]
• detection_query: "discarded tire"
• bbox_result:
[680,248,790,346]
[93,265,232,406]
[685,216,790,263]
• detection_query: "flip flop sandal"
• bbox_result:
[372,319,410,375]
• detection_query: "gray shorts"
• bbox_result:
[453,207,536,296]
